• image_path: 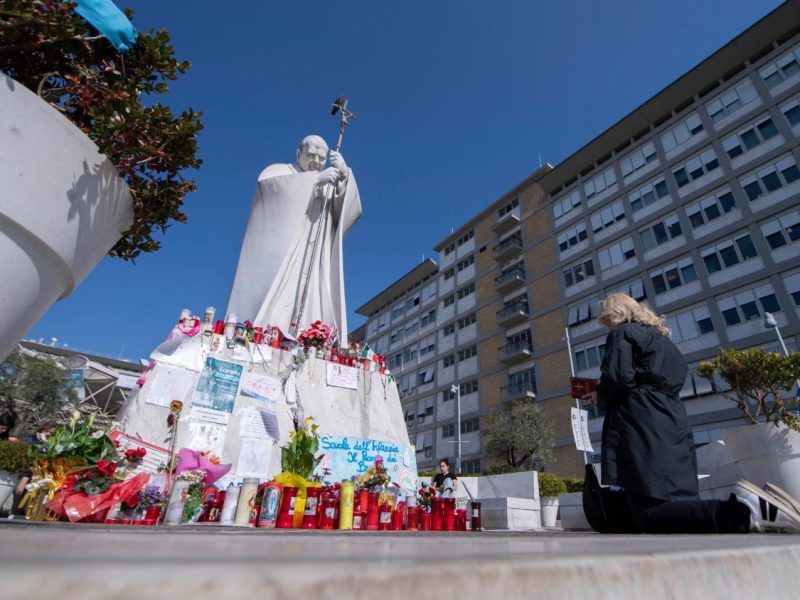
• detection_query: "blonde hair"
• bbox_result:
[597,293,670,336]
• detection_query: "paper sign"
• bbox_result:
[326,363,358,390]
[185,421,227,458]
[189,407,231,425]
[110,431,171,475]
[315,434,418,493]
[239,373,280,407]
[236,437,273,479]
[239,407,279,441]
[145,364,198,408]
[571,407,594,453]
[192,357,242,414]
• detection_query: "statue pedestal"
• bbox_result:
[118,343,414,488]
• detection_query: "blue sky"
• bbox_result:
[25,0,784,361]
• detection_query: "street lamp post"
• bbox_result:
[451,383,462,475]
[764,312,790,356]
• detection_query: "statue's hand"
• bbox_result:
[316,167,341,187]
[329,151,348,179]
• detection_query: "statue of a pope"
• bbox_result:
[226,135,361,344]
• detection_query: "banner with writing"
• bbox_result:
[325,363,358,390]
[315,434,418,494]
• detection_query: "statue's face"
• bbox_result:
[296,139,328,172]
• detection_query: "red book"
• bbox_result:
[570,377,597,399]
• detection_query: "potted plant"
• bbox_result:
[537,472,566,528]
[273,416,324,527]
[0,2,202,362]
[699,348,800,498]
[0,441,30,509]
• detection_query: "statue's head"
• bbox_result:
[296,135,329,172]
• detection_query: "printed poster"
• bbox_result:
[191,357,242,415]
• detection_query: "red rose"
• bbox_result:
[96,459,117,477]
[167,413,176,427]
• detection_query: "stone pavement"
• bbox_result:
[1,521,798,600]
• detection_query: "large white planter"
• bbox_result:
[0,73,133,362]
[722,423,800,499]
[541,496,559,527]
[0,469,19,510]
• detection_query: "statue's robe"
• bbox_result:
[226,163,361,345]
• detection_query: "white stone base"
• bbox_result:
[479,497,541,530]
[559,491,591,531]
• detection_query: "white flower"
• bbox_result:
[91,430,104,439]
[54,444,64,453]
[72,410,81,421]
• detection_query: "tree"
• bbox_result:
[482,400,555,471]
[0,349,81,436]
[698,348,800,431]
[0,1,203,260]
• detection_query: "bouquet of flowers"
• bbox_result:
[137,484,166,509]
[176,469,205,523]
[355,456,391,491]
[418,485,436,510]
[297,320,333,351]
[275,416,324,527]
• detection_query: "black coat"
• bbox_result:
[598,322,697,501]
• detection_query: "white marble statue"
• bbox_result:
[226,135,361,345]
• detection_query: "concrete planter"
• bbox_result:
[0,73,133,362]
[722,423,800,499]
[541,496,559,527]
[0,469,19,510]
[558,491,591,530]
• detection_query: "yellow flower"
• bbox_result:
[303,416,314,427]
[170,400,183,412]
[310,424,319,435]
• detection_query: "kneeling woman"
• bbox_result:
[584,293,752,533]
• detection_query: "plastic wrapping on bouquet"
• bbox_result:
[276,486,298,528]
[443,497,456,531]
[258,482,282,528]
[302,486,321,529]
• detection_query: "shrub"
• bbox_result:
[537,472,567,498]
[563,477,584,493]
[0,441,31,474]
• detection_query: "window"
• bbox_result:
[418,335,436,358]
[456,230,474,246]
[405,294,420,311]
[761,209,800,250]
[442,423,455,438]
[701,233,759,275]
[416,397,434,419]
[672,148,719,187]
[639,214,683,250]
[568,297,599,326]
[553,188,581,220]
[557,222,588,252]
[457,282,476,300]
[442,323,455,337]
[444,243,456,256]
[443,294,455,307]
[417,367,435,385]
[718,284,782,326]
[456,255,475,272]
[590,200,626,233]
[461,417,480,434]
[722,115,779,159]
[667,306,715,342]
[420,308,437,328]
[422,281,437,301]
[705,77,758,122]
[460,380,478,395]
[781,96,800,127]
[563,258,595,288]
[584,167,617,201]
[660,112,704,152]
[457,313,476,329]
[403,345,417,364]
[498,197,519,217]
[391,303,404,320]
[442,387,457,402]
[462,459,481,475]
[759,43,800,89]
[782,271,800,307]
[508,368,536,394]
[620,141,657,179]
[598,237,636,270]
[574,341,605,371]
[629,177,669,212]
[377,312,389,330]
[649,257,698,295]
[388,353,402,370]
[686,188,737,228]
[442,354,455,368]
[458,345,477,361]
[613,277,646,301]
[404,321,418,338]
[390,328,403,345]
[443,268,455,281]
[739,154,800,202]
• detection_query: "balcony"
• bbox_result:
[496,300,530,328]
[491,212,521,235]
[494,266,526,293]
[501,381,537,402]
[498,340,533,365]
[493,235,523,262]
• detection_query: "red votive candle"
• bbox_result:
[443,498,456,531]
[471,501,482,532]
[276,486,298,529]
[302,486,321,529]
[366,491,380,530]
[378,501,392,531]
[420,511,431,531]
[431,498,444,531]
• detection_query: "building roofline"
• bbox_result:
[355,258,439,317]
[433,164,553,251]
[537,1,800,195]
[19,341,146,372]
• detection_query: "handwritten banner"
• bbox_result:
[315,434,418,494]
[326,363,358,390]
